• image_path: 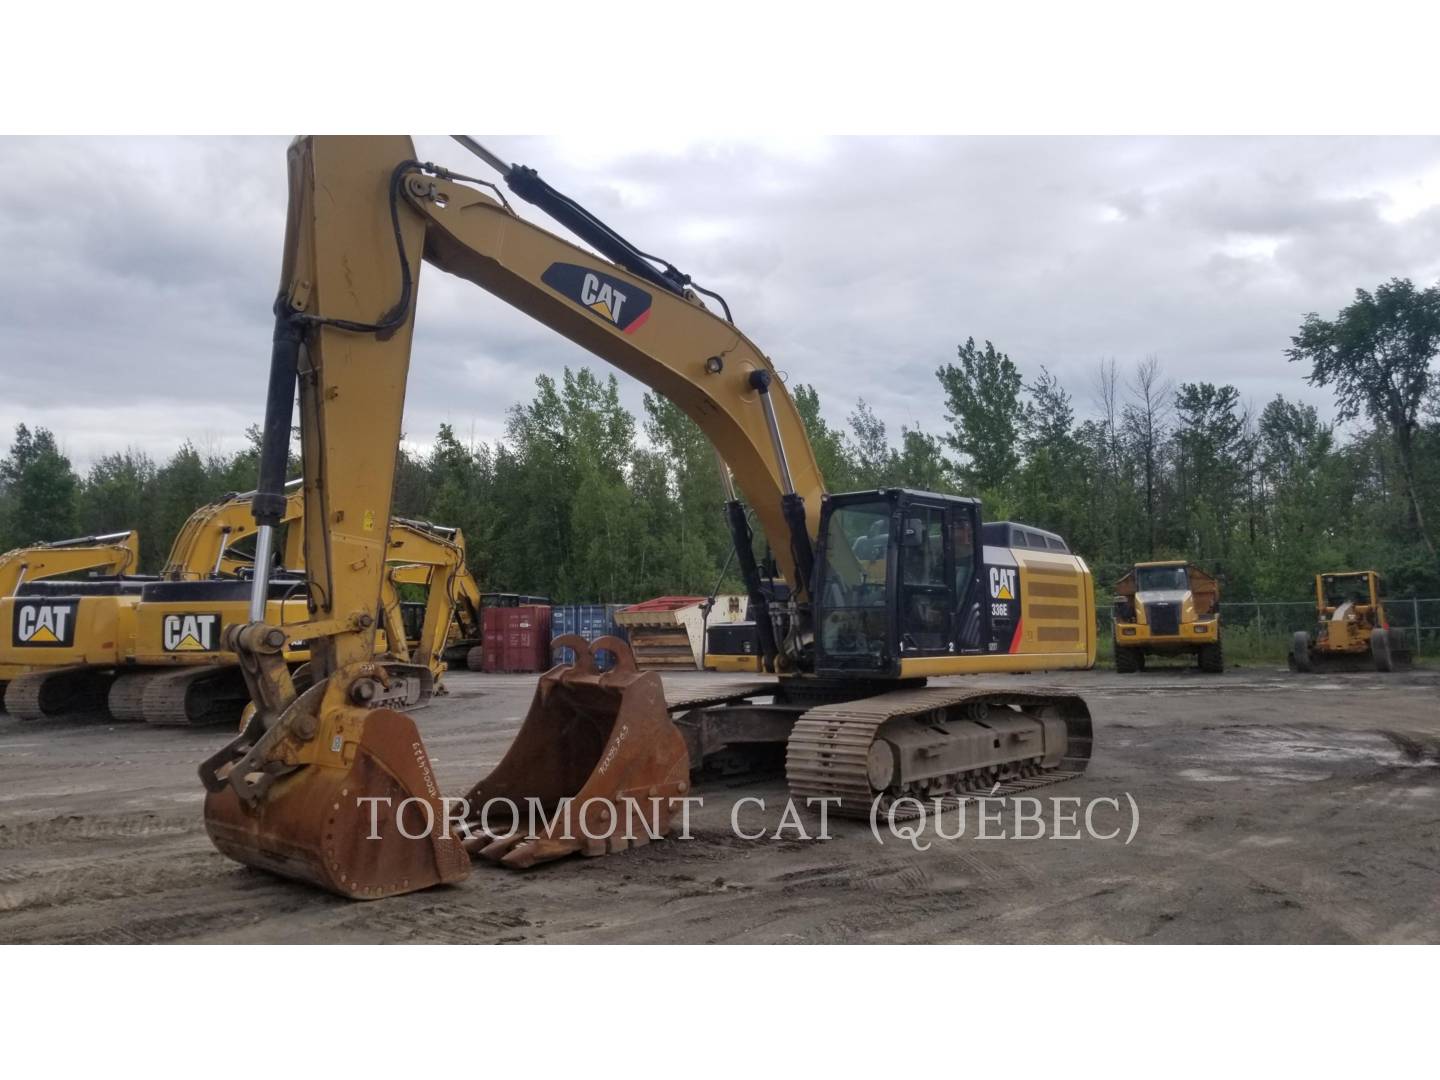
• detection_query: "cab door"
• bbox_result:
[948,503,985,653]
[897,503,955,656]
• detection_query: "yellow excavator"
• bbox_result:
[0,530,141,596]
[4,489,475,724]
[0,529,141,697]
[384,521,484,677]
[0,483,304,720]
[120,514,476,726]
[199,135,1097,900]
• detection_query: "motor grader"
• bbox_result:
[1111,560,1223,673]
[1289,571,1411,673]
[198,134,1098,900]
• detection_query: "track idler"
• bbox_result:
[461,636,692,869]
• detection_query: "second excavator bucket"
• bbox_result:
[200,681,471,900]
[461,636,691,869]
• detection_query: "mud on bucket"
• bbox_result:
[460,635,691,868]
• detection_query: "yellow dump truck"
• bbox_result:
[1111,560,1223,673]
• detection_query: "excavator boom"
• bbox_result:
[0,530,140,595]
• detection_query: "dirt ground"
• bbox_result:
[1,662,1437,944]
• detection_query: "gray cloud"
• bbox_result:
[2,135,1438,471]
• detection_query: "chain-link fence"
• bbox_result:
[1096,597,1440,656]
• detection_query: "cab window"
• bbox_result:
[819,500,891,660]
[899,506,951,652]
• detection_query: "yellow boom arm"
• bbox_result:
[161,479,304,580]
[245,136,818,687]
[0,530,140,595]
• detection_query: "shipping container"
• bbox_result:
[551,603,629,670]
[480,604,553,673]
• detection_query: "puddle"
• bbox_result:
[1170,726,1438,785]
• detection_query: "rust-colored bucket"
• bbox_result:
[461,635,691,868]
[201,680,470,900]
[199,637,690,898]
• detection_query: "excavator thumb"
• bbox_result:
[461,635,692,869]
[199,677,471,900]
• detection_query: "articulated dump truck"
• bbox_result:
[1111,560,1223,673]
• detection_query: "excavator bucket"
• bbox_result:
[461,635,691,869]
[200,684,471,900]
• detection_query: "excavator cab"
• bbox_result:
[814,491,984,676]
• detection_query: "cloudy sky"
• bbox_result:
[2,135,1439,471]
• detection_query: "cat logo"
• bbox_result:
[541,262,653,334]
[163,612,220,652]
[989,567,1017,601]
[13,600,78,647]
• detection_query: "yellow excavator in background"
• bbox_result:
[0,482,304,720]
[229,518,483,731]
[3,487,478,725]
[199,135,1096,900]
[0,529,141,696]
[383,521,484,680]
[0,530,141,596]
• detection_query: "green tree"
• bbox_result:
[893,427,953,492]
[792,382,855,491]
[152,443,221,566]
[0,424,80,548]
[935,338,1026,494]
[1171,382,1251,576]
[1016,367,1082,542]
[78,449,158,566]
[1288,277,1440,558]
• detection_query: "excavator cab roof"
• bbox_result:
[982,520,1070,553]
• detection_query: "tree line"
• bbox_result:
[2,277,1437,602]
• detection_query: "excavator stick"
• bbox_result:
[199,681,470,900]
[461,635,692,869]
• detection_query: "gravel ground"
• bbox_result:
[1,663,1437,943]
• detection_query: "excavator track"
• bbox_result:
[142,665,248,726]
[106,672,152,721]
[786,684,1093,820]
[3,666,115,721]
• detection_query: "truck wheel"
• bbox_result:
[1288,631,1312,673]
[1199,641,1224,673]
[1114,645,1140,673]
[1371,629,1395,673]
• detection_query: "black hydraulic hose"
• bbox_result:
[725,499,779,672]
[503,165,691,299]
[252,305,303,528]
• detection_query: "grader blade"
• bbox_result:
[200,682,470,900]
[461,635,691,869]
